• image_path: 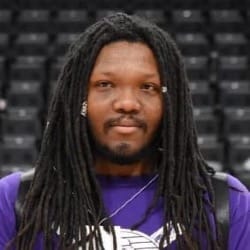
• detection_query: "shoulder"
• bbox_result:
[227,174,248,193]
[0,172,22,246]
[227,174,250,220]
[227,174,250,223]
[226,174,250,249]
[0,172,22,206]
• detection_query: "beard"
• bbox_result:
[89,133,161,165]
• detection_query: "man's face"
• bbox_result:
[87,41,163,164]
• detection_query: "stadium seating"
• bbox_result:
[0,3,249,186]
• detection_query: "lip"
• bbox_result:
[111,120,142,127]
[105,117,146,134]
[111,125,140,134]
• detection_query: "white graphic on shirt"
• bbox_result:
[56,222,183,249]
[119,228,159,249]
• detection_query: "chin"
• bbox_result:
[96,142,155,165]
[113,142,136,153]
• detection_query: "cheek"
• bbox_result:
[87,91,106,116]
[87,90,111,112]
[146,102,163,129]
[87,102,105,135]
[87,95,114,141]
[87,115,105,144]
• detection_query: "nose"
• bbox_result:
[113,89,141,114]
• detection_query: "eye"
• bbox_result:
[141,83,160,93]
[96,81,113,88]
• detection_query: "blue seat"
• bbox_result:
[209,10,244,32]
[218,56,248,81]
[0,10,11,33]
[194,107,218,135]
[184,56,209,80]
[219,81,250,107]
[2,107,42,138]
[172,10,205,32]
[53,10,89,33]
[7,80,44,110]
[16,10,50,33]
[190,81,214,107]
[0,135,38,169]
[133,10,167,29]
[213,33,247,56]
[228,136,250,172]
[53,33,80,56]
[0,33,8,55]
[224,108,250,136]
[176,33,209,56]
[10,56,46,81]
[0,56,6,82]
[198,135,224,171]
[13,33,49,56]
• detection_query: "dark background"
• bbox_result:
[0,0,250,187]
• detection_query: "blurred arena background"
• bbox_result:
[0,0,250,187]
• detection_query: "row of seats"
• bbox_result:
[0,0,248,8]
[2,79,250,108]
[1,56,249,81]
[1,33,250,57]
[1,9,250,33]
[2,88,249,135]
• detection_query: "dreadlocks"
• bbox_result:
[10,12,220,249]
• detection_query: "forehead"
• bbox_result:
[90,41,160,75]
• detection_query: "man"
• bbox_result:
[0,13,250,250]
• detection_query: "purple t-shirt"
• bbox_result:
[0,172,250,249]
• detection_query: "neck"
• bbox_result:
[95,157,154,176]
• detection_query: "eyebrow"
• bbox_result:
[95,71,160,78]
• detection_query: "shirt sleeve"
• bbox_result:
[228,175,250,250]
[0,173,21,249]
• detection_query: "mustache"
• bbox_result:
[104,115,147,132]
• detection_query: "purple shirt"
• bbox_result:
[0,172,250,249]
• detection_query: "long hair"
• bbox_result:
[10,13,220,249]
